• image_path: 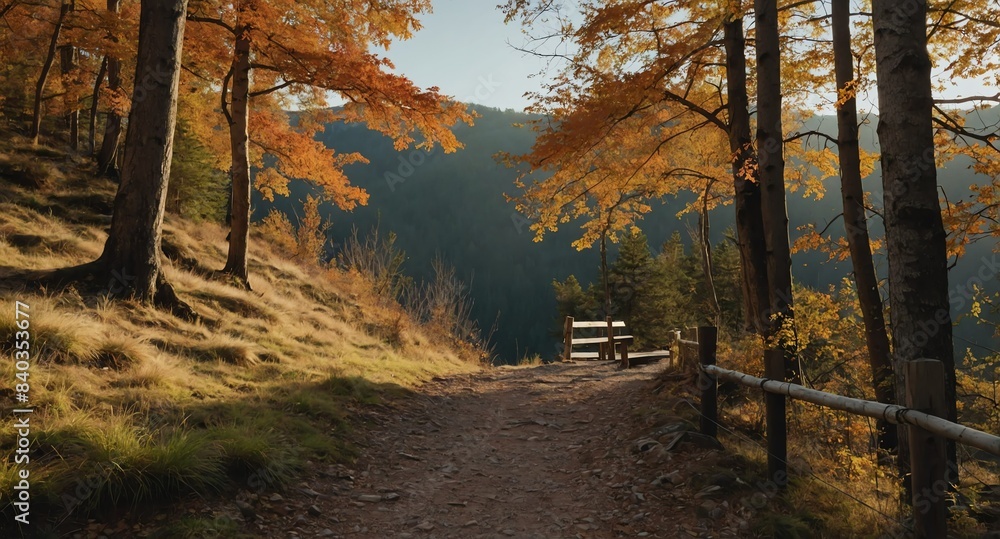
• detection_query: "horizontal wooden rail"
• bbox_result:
[677,339,699,347]
[704,364,1000,457]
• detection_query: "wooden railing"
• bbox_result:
[687,326,1000,539]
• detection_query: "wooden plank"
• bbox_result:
[572,321,626,328]
[572,336,634,345]
[628,351,670,358]
[906,359,948,538]
[704,364,1000,456]
[570,350,669,361]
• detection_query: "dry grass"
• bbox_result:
[0,148,483,533]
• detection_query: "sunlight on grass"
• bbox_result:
[0,180,484,527]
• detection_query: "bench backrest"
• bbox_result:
[572,320,626,329]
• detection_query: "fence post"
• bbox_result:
[764,349,788,492]
[906,359,948,539]
[672,329,681,368]
[563,316,573,362]
[698,326,718,438]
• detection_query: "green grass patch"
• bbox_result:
[208,425,299,490]
[77,422,225,510]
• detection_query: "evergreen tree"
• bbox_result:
[552,274,597,324]
[712,232,745,333]
[167,118,228,222]
[607,230,654,322]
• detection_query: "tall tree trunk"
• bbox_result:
[222,27,252,288]
[58,0,77,150]
[754,0,796,381]
[872,0,957,489]
[832,0,897,456]
[699,184,721,327]
[723,17,770,336]
[89,56,107,155]
[97,0,123,175]
[98,0,188,305]
[30,1,70,145]
[600,228,610,317]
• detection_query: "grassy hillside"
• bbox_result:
[0,132,482,537]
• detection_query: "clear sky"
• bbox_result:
[383,1,995,114]
[383,0,552,111]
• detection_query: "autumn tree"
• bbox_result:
[754,0,797,381]
[29,0,71,144]
[96,0,128,174]
[722,6,770,335]
[830,0,896,454]
[872,0,956,483]
[184,0,473,288]
[30,0,191,315]
[500,0,827,337]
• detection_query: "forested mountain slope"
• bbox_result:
[262,106,999,362]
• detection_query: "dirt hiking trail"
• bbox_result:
[232,361,751,538]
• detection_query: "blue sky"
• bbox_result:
[383,0,552,111]
[383,1,994,114]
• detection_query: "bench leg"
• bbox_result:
[619,343,629,369]
[563,316,573,361]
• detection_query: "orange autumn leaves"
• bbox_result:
[503,0,999,268]
[181,0,473,210]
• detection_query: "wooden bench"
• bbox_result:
[562,316,671,368]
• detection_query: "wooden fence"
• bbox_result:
[686,326,1000,539]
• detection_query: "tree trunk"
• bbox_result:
[99,0,188,304]
[59,0,77,150]
[97,0,123,175]
[832,0,897,456]
[723,17,770,336]
[30,1,70,145]
[600,228,610,317]
[221,27,252,288]
[872,0,957,489]
[88,56,107,155]
[754,0,796,381]
[699,185,721,327]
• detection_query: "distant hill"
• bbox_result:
[259,105,999,363]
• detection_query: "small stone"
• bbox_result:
[463,520,478,527]
[415,521,435,531]
[695,485,721,498]
[235,500,256,522]
[301,487,323,497]
[317,529,334,537]
[308,505,322,517]
[383,492,401,502]
[358,494,382,503]
[502,529,516,536]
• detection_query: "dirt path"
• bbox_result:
[232,361,748,539]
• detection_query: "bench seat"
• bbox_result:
[571,335,634,346]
